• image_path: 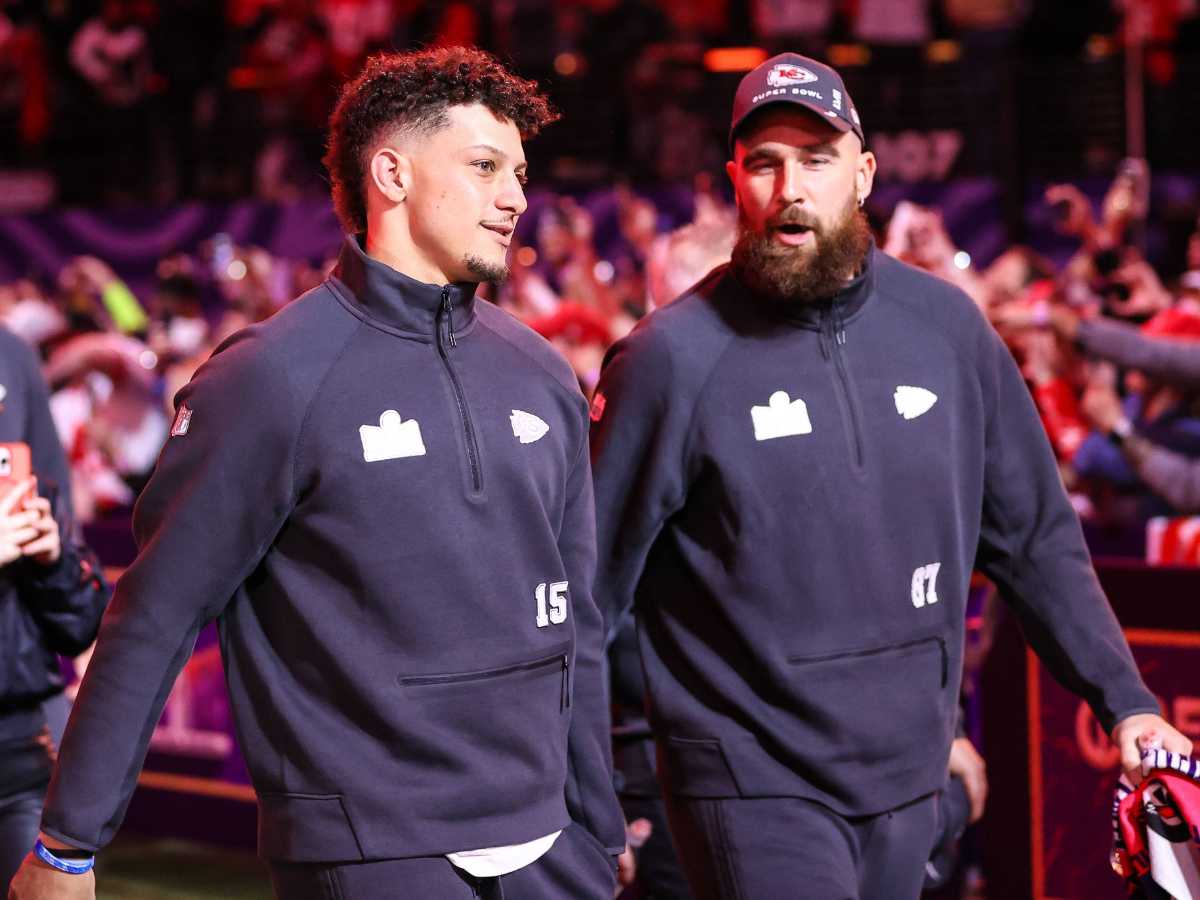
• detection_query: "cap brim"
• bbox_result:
[730,98,854,152]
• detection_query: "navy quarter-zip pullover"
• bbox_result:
[40,236,626,863]
[590,247,1159,817]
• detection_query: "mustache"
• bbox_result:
[766,206,823,234]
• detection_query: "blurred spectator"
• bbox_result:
[645,185,735,308]
[1083,353,1200,513]
[146,257,209,365]
[317,0,398,79]
[68,1,152,110]
[528,302,612,395]
[67,0,155,201]
[883,200,986,307]
[751,0,836,56]
[520,197,616,315]
[235,0,335,200]
[943,0,1026,33]
[0,325,109,892]
[852,0,934,46]
[44,331,167,517]
[0,7,51,160]
[0,281,66,348]
[149,0,231,198]
[56,256,149,336]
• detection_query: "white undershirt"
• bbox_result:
[446,830,562,878]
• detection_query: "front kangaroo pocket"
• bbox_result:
[397,643,572,809]
[784,635,949,776]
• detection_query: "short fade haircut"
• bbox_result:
[323,47,558,235]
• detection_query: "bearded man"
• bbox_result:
[587,53,1189,899]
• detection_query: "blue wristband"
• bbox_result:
[33,840,95,875]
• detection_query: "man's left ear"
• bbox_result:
[856,151,876,206]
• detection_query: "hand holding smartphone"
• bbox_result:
[0,443,62,567]
[0,443,39,567]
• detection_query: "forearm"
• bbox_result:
[979,329,1156,730]
[1078,318,1200,389]
[1125,436,1200,513]
[41,589,206,849]
[1002,546,1158,730]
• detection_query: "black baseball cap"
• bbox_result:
[729,53,865,153]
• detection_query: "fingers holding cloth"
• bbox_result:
[1112,712,1196,784]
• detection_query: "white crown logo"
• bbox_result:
[751,391,813,442]
[360,410,426,462]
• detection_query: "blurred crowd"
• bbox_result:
[3,0,1200,204]
[3,162,1200,558]
[885,161,1200,538]
[0,240,330,521]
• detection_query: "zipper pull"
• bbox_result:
[561,655,571,711]
[441,287,456,348]
[818,311,831,360]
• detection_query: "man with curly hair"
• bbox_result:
[10,47,625,900]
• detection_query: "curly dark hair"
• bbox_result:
[323,47,558,235]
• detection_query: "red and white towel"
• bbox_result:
[1112,750,1200,899]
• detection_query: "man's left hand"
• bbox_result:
[614,818,651,896]
[19,494,61,566]
[948,736,988,824]
[1111,713,1194,783]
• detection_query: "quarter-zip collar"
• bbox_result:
[331,234,479,340]
[719,240,878,334]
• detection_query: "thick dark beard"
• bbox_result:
[731,195,872,308]
[464,253,509,284]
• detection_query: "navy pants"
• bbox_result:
[664,793,939,900]
[0,786,45,892]
[269,822,616,900]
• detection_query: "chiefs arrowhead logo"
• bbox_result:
[767,64,818,87]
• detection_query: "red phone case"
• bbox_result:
[0,442,34,506]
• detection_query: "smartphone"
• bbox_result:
[0,442,34,506]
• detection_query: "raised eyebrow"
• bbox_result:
[742,148,782,167]
[805,142,841,157]
[466,144,507,160]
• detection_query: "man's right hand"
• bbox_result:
[7,854,95,900]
